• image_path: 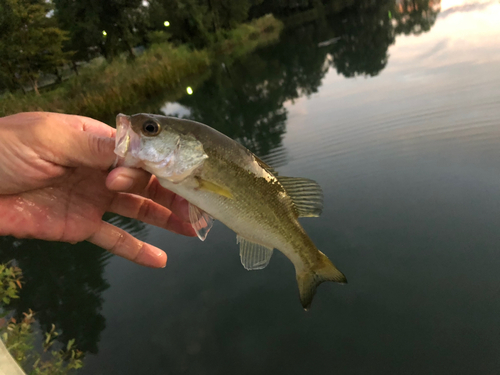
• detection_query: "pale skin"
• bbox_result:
[0,112,196,268]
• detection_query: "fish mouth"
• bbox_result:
[113,113,141,168]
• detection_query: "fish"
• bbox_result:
[114,113,347,309]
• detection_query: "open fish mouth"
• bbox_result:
[113,113,141,168]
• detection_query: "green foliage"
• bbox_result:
[54,0,149,61]
[53,0,104,63]
[0,15,283,121]
[0,263,22,312]
[148,0,255,47]
[0,0,70,94]
[0,263,84,374]
[146,30,173,45]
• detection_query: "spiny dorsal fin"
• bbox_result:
[237,235,274,270]
[254,155,278,176]
[277,176,323,218]
[189,203,213,241]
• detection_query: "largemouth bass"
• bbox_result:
[115,113,346,309]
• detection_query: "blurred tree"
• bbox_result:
[249,0,313,18]
[0,0,70,94]
[53,0,103,72]
[393,0,440,35]
[54,0,148,61]
[148,0,258,47]
[101,0,149,60]
[148,0,212,46]
[326,0,395,77]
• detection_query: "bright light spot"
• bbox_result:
[186,87,193,95]
[164,21,170,27]
[102,30,107,36]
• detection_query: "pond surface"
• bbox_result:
[2,0,500,373]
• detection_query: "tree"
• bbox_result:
[0,0,69,94]
[100,0,149,60]
[53,0,148,62]
[148,0,213,47]
[53,0,104,71]
[148,0,256,47]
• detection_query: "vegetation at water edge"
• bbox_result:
[0,263,84,374]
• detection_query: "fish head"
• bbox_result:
[114,113,208,183]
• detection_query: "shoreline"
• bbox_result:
[0,15,283,121]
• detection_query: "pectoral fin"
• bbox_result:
[237,235,273,270]
[195,177,233,199]
[189,203,213,241]
[277,176,323,218]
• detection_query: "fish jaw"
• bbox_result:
[114,114,143,168]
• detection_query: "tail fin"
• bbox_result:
[296,251,347,310]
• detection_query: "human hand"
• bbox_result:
[0,112,195,267]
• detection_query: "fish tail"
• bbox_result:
[296,251,346,310]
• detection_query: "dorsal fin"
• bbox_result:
[277,176,323,218]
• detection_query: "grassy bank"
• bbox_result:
[0,15,283,120]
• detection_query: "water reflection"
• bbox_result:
[158,0,440,162]
[394,0,440,35]
[0,215,147,354]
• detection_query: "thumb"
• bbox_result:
[42,127,116,170]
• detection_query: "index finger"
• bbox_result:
[107,168,191,222]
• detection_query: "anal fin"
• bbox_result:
[277,176,323,218]
[189,203,214,241]
[237,235,273,270]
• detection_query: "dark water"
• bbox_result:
[2,1,500,373]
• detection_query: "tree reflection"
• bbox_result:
[0,215,147,354]
[323,0,440,78]
[174,21,331,162]
[393,0,441,36]
[326,1,395,77]
[167,0,441,163]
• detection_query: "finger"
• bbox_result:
[141,177,191,222]
[109,193,196,237]
[107,170,191,223]
[106,167,152,193]
[42,127,116,170]
[66,114,116,138]
[87,221,167,268]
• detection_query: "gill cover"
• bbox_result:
[155,132,208,183]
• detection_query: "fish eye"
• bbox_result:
[142,120,161,136]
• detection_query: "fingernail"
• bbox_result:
[139,247,167,268]
[112,175,134,191]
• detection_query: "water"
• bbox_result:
[2,1,500,373]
